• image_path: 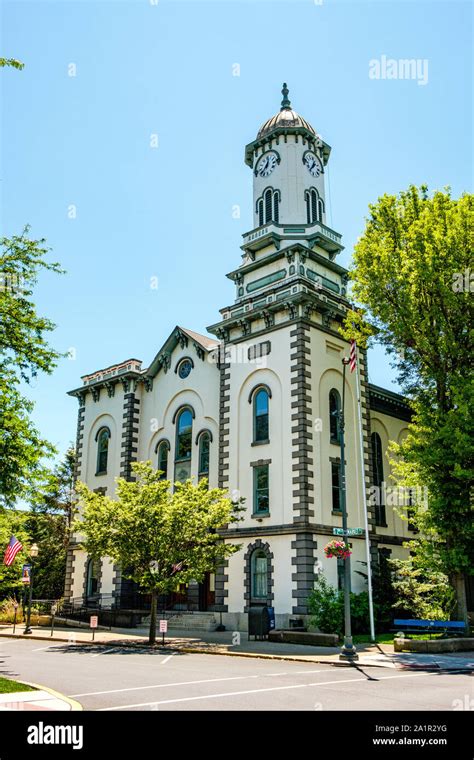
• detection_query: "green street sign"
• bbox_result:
[332,527,365,537]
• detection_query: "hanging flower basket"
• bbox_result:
[324,539,352,560]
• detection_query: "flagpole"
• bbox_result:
[355,347,376,642]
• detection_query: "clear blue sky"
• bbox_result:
[1,0,472,461]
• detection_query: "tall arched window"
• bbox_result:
[174,408,193,483]
[86,558,100,599]
[305,188,324,224]
[371,432,386,526]
[251,550,268,600]
[95,427,110,475]
[256,187,280,225]
[198,431,211,483]
[329,389,341,444]
[157,440,170,480]
[254,388,270,443]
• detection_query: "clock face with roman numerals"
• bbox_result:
[304,152,323,177]
[256,152,278,177]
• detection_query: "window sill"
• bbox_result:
[251,512,271,520]
[331,510,343,516]
[330,439,341,446]
[251,439,270,447]
[95,471,107,477]
[376,523,388,528]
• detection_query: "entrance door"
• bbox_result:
[198,572,215,611]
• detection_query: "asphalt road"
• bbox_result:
[0,638,472,712]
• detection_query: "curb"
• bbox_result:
[21,680,83,711]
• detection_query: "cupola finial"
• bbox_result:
[280,82,291,110]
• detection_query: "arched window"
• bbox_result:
[95,427,110,475]
[371,432,386,526]
[254,388,270,443]
[157,440,170,480]
[257,188,280,225]
[251,550,268,599]
[198,431,211,483]
[174,408,193,483]
[329,389,341,444]
[305,188,323,224]
[86,558,100,599]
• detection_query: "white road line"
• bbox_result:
[97,669,465,711]
[69,674,260,698]
[160,653,176,665]
[32,645,59,652]
[91,648,116,658]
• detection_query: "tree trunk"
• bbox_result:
[148,589,157,645]
[451,573,468,626]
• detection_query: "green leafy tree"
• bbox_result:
[0,228,65,506]
[390,556,456,621]
[344,186,473,622]
[0,58,24,70]
[74,462,243,644]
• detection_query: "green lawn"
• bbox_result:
[353,632,447,645]
[0,676,36,694]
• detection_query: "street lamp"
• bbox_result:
[23,543,39,635]
[338,359,358,661]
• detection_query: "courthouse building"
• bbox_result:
[66,85,413,630]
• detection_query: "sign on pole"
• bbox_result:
[159,618,167,646]
[90,615,98,641]
[21,564,31,584]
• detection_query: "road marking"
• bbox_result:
[160,653,176,665]
[32,645,59,652]
[97,669,467,710]
[91,648,116,658]
[69,674,260,698]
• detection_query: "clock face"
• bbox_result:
[256,152,278,177]
[304,152,323,177]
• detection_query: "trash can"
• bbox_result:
[248,606,271,640]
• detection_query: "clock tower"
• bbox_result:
[248,83,330,228]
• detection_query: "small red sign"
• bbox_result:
[90,615,98,629]
[159,619,168,633]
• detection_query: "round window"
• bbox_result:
[178,359,192,379]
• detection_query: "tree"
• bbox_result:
[344,186,473,621]
[0,509,30,600]
[74,462,243,644]
[21,447,76,599]
[0,58,24,70]
[0,228,65,506]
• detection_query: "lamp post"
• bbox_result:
[338,359,358,661]
[24,543,39,635]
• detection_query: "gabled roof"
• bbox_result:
[145,325,219,378]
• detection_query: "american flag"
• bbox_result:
[171,561,184,575]
[3,536,23,567]
[349,340,357,373]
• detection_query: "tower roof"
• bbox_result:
[256,83,316,139]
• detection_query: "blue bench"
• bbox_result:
[393,619,467,639]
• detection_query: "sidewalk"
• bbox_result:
[0,684,81,712]
[1,624,473,671]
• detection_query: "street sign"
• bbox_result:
[333,528,365,537]
[159,619,168,633]
[90,615,98,629]
[21,564,31,584]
